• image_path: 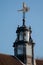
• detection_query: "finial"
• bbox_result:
[18,2,30,26]
[29,26,32,33]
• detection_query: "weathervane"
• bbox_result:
[18,2,30,26]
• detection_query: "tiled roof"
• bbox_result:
[36,59,43,65]
[0,54,24,65]
[0,54,43,65]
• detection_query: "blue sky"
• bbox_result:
[0,0,43,58]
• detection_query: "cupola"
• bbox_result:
[13,2,35,65]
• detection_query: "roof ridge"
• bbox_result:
[14,56,25,65]
[0,53,11,56]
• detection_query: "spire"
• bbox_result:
[18,2,30,26]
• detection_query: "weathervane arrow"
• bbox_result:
[18,2,30,26]
[18,2,30,12]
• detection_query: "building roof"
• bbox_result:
[0,54,24,65]
[36,59,43,65]
[0,54,43,65]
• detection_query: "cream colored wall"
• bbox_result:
[34,59,36,65]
